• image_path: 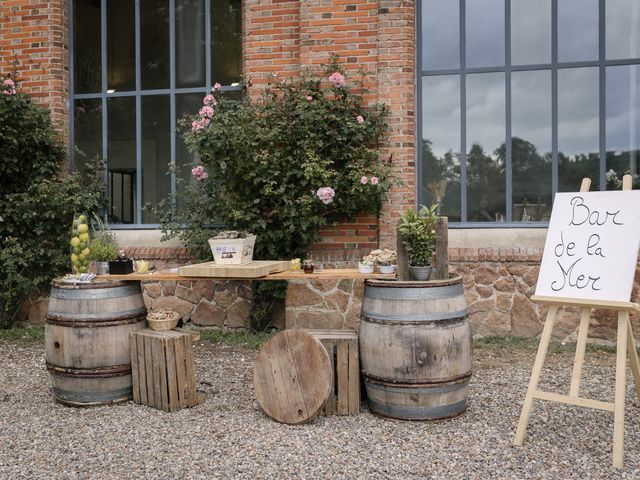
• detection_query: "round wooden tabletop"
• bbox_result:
[253,329,332,425]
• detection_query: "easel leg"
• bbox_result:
[514,305,559,446]
[569,308,591,397]
[625,316,640,403]
[613,311,628,469]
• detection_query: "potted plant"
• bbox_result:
[397,204,439,281]
[89,215,119,274]
[89,237,118,274]
[358,259,374,274]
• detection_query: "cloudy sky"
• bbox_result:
[420,0,640,159]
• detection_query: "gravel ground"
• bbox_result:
[1,339,639,479]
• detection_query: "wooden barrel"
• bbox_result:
[360,275,472,420]
[45,279,147,406]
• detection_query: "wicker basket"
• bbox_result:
[147,309,181,331]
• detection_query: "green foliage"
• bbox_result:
[0,90,105,327]
[89,215,119,262]
[156,58,394,262]
[0,325,45,341]
[397,204,439,267]
[198,329,273,350]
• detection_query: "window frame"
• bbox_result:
[69,0,243,228]
[417,0,640,227]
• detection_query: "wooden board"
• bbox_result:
[178,260,289,278]
[253,330,332,424]
[99,268,396,281]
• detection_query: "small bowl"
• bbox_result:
[378,264,396,274]
[358,263,374,274]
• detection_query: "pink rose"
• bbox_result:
[316,187,335,205]
[203,94,216,107]
[328,72,346,88]
[370,176,379,185]
[199,106,214,118]
[213,82,222,91]
[306,96,313,101]
[191,165,208,181]
[356,115,364,124]
[3,78,16,95]
[191,120,202,132]
[360,176,369,185]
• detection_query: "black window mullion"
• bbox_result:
[599,0,606,190]
[416,0,424,209]
[101,0,109,223]
[205,0,212,91]
[170,0,177,204]
[505,0,513,222]
[551,0,558,197]
[460,0,467,222]
[135,0,142,223]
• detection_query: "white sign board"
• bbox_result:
[535,191,640,302]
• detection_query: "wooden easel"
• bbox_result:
[513,175,640,469]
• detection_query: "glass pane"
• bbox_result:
[422,76,461,221]
[212,0,242,86]
[74,99,103,175]
[176,0,206,88]
[141,0,170,90]
[466,0,505,68]
[606,0,640,60]
[176,93,205,188]
[466,73,506,222]
[141,96,171,223]
[421,0,459,70]
[558,68,599,192]
[511,0,551,65]
[511,70,552,221]
[107,0,135,91]
[74,0,102,93]
[606,65,640,189]
[558,0,599,62]
[108,97,137,224]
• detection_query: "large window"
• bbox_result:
[71,0,242,225]
[419,0,640,225]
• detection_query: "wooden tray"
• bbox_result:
[178,260,289,278]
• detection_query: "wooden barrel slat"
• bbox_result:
[360,276,472,420]
[45,279,146,406]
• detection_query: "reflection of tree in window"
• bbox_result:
[422,140,461,222]
[467,143,505,222]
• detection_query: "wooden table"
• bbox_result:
[98,268,396,282]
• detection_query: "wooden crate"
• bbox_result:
[130,329,200,412]
[304,329,360,415]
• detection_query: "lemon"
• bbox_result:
[71,254,78,263]
[79,242,87,250]
[81,248,91,257]
[77,215,87,223]
[78,266,87,273]
[70,237,80,247]
[78,224,88,233]
[73,246,81,255]
[72,229,79,236]
[78,253,87,262]
[79,232,89,242]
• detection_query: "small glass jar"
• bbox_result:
[303,259,314,274]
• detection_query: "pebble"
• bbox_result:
[0,340,638,479]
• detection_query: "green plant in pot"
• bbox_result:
[397,204,439,281]
[89,216,119,274]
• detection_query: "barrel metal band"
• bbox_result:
[47,362,131,378]
[364,283,464,300]
[367,397,467,420]
[50,284,141,300]
[53,386,132,404]
[364,376,470,395]
[360,310,468,325]
[46,310,147,327]
[362,371,473,385]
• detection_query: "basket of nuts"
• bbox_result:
[147,308,181,331]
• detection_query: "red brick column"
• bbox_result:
[0,0,69,137]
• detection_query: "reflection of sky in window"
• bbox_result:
[558,68,599,156]
[606,0,640,60]
[466,0,504,68]
[558,0,598,62]
[511,0,551,65]
[422,76,460,158]
[606,65,640,153]
[512,71,551,154]
[421,0,459,70]
[466,73,504,157]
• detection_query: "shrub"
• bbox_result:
[154,59,396,329]
[397,204,439,267]
[0,80,104,327]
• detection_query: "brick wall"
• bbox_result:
[0,0,69,135]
